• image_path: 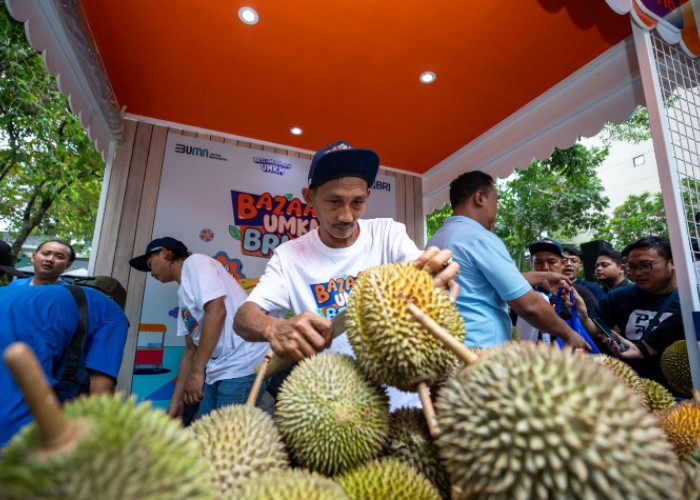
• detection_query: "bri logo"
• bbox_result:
[371,179,391,191]
[175,143,227,161]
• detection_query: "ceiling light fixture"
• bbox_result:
[238,7,259,25]
[290,127,303,135]
[420,71,436,84]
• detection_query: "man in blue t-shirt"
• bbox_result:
[427,171,590,350]
[8,239,75,286]
[0,279,129,447]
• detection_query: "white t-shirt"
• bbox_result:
[177,254,268,384]
[248,218,422,409]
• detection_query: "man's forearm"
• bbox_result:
[233,301,275,342]
[172,344,194,401]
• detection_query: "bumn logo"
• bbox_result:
[175,143,227,161]
[176,143,209,157]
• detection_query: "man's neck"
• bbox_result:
[31,276,61,285]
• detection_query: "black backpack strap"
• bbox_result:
[644,289,678,336]
[63,285,88,381]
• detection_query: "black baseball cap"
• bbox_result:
[307,140,379,188]
[0,241,27,278]
[129,237,188,272]
[529,238,565,258]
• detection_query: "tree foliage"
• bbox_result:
[594,192,667,248]
[600,105,651,146]
[0,1,104,258]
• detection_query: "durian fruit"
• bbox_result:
[681,460,700,500]
[511,325,520,342]
[346,262,465,391]
[275,352,389,476]
[592,354,645,395]
[435,342,681,499]
[659,394,700,461]
[235,468,348,499]
[188,404,288,495]
[661,340,693,388]
[336,458,440,500]
[0,395,214,499]
[382,407,451,499]
[640,378,676,411]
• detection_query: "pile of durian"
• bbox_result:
[2,263,700,500]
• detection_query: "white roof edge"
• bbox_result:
[422,36,644,214]
[6,0,121,163]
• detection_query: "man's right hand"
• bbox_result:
[562,327,592,352]
[167,397,184,419]
[266,311,333,361]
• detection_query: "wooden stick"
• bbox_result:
[246,349,273,406]
[407,302,479,367]
[3,342,83,452]
[417,381,440,438]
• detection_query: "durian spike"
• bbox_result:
[3,342,88,455]
[417,382,440,438]
[246,348,274,406]
[406,302,478,367]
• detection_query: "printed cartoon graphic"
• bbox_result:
[311,274,357,318]
[199,228,215,242]
[212,251,246,280]
[133,323,170,375]
[229,190,319,258]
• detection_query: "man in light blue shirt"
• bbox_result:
[427,171,590,350]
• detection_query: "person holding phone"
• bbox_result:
[574,236,685,393]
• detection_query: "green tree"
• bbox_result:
[496,143,609,269]
[0,1,104,260]
[600,105,651,146]
[594,192,667,248]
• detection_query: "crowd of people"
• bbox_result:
[0,140,692,447]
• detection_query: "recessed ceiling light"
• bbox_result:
[238,7,259,25]
[290,127,303,135]
[420,71,436,84]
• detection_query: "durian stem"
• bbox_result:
[246,349,274,406]
[3,342,72,448]
[417,382,440,438]
[406,303,479,367]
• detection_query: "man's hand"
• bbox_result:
[411,246,459,301]
[183,369,205,405]
[561,328,592,352]
[266,311,333,361]
[167,397,184,419]
[524,271,572,293]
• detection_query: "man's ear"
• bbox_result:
[302,186,313,206]
[473,189,485,207]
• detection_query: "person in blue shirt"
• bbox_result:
[0,278,129,448]
[8,239,75,286]
[562,246,605,301]
[426,171,590,350]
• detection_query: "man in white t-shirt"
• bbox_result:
[129,237,268,419]
[233,140,458,409]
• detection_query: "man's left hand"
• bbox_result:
[183,369,205,405]
[412,246,459,302]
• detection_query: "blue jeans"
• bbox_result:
[197,374,268,418]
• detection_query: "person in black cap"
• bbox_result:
[0,240,28,282]
[129,237,269,420]
[233,140,458,410]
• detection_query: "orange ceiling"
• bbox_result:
[78,1,631,174]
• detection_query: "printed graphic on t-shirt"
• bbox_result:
[181,307,199,335]
[624,309,672,341]
[311,274,357,318]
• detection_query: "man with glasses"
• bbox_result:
[562,246,605,301]
[575,236,683,391]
